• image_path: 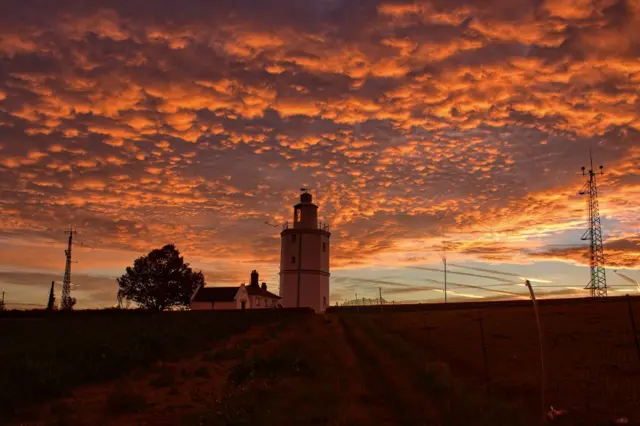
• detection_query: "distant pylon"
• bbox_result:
[579,151,607,297]
[60,228,76,310]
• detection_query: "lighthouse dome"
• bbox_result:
[300,192,313,203]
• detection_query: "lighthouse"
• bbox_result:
[279,190,331,312]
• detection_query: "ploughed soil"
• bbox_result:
[8,297,640,426]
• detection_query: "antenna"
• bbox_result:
[578,152,607,297]
[60,228,75,310]
[435,219,452,304]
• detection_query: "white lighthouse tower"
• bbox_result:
[279,190,331,312]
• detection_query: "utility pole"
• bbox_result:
[438,239,449,303]
[60,228,75,310]
[579,150,607,297]
[379,287,383,313]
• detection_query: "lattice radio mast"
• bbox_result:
[60,228,75,310]
[579,151,607,297]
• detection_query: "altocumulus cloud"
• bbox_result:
[0,0,639,306]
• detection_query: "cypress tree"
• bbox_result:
[46,281,56,311]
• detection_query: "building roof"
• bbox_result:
[246,286,281,299]
[192,286,239,302]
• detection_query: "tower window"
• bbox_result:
[292,234,296,243]
[292,256,296,264]
[322,242,326,252]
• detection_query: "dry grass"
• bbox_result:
[5,299,639,425]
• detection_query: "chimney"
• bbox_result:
[261,282,267,291]
[250,270,259,287]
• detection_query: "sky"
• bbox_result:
[0,0,639,309]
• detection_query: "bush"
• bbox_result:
[148,368,175,388]
[105,385,146,414]
[193,366,210,378]
[0,309,313,423]
[228,354,313,386]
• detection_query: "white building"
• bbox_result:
[279,190,331,312]
[190,270,281,310]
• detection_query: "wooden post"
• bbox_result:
[444,257,447,303]
[626,295,640,362]
[478,309,489,389]
[525,280,547,425]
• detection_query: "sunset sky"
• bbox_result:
[0,0,639,308]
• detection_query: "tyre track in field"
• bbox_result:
[338,315,435,426]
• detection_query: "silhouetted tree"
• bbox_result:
[117,244,204,311]
[46,281,56,311]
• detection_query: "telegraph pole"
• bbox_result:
[579,151,607,297]
[439,239,449,303]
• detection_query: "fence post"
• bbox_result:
[626,295,640,362]
[525,280,547,425]
[477,309,489,390]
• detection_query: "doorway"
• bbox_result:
[241,301,246,310]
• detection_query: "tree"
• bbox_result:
[117,244,205,311]
[46,281,56,311]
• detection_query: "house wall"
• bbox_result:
[190,300,239,310]
[189,285,250,311]
[236,286,248,309]
[248,294,279,309]
[190,301,215,311]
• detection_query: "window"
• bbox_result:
[256,297,260,307]
[292,256,296,264]
[322,242,326,252]
[292,234,296,243]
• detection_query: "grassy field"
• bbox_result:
[0,308,310,424]
[3,297,640,425]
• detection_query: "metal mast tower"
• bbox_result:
[579,152,607,297]
[60,229,75,310]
